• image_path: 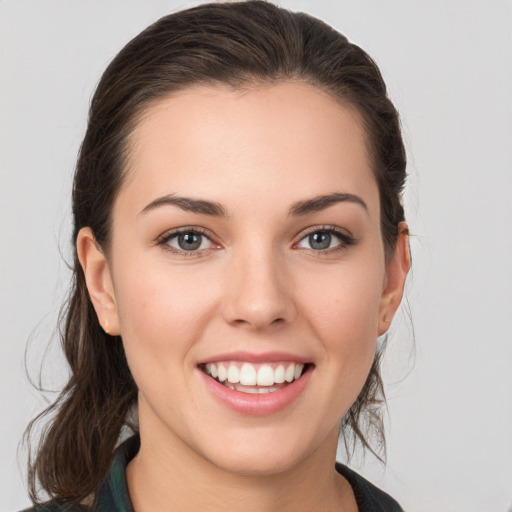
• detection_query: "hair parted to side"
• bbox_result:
[26,0,407,506]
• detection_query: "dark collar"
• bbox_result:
[93,435,139,512]
[335,462,404,512]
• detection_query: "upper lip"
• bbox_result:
[198,351,311,365]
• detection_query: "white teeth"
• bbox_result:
[259,386,279,394]
[227,365,240,383]
[204,361,306,390]
[285,364,295,383]
[217,363,227,382]
[256,365,274,386]
[239,363,257,385]
[274,364,285,384]
[244,387,260,394]
[226,383,277,394]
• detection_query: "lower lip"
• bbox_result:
[198,366,312,416]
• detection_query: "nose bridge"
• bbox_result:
[222,238,295,330]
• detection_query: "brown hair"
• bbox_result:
[26,0,407,506]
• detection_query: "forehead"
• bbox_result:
[119,81,378,217]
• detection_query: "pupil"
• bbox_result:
[309,232,331,250]
[178,232,201,250]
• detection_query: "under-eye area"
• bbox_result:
[200,361,313,394]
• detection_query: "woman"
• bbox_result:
[24,1,410,510]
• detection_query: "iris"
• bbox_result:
[309,231,332,250]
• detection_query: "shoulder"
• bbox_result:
[335,463,404,512]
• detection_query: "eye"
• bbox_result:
[296,227,354,252]
[157,228,217,254]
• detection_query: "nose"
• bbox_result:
[221,246,297,331]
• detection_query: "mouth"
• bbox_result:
[198,355,314,415]
[200,361,310,394]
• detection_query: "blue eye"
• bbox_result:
[159,229,214,252]
[174,232,203,251]
[296,228,353,251]
[307,231,334,250]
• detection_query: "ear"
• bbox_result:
[76,227,121,336]
[378,222,411,336]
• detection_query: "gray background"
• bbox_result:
[1,1,511,510]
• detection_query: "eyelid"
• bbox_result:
[293,225,356,251]
[154,224,355,256]
[156,226,221,255]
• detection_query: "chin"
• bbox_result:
[196,424,325,478]
[208,447,303,477]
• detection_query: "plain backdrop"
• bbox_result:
[1,1,511,511]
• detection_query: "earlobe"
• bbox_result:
[76,227,121,336]
[378,223,411,336]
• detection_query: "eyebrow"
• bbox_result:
[139,191,368,217]
[288,192,369,216]
[139,194,227,216]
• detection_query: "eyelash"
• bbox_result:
[294,225,356,254]
[156,225,356,257]
[156,227,219,258]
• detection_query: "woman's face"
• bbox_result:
[81,82,407,475]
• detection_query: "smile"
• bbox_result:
[202,361,306,394]
[198,352,313,415]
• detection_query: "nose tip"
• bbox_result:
[228,302,288,331]
[221,255,296,331]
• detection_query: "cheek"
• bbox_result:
[113,252,217,337]
[110,257,212,377]
[300,255,383,333]
[297,258,384,383]
[111,267,210,420]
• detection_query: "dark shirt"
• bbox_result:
[24,435,403,511]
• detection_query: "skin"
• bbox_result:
[78,82,410,511]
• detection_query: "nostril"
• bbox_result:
[229,316,286,329]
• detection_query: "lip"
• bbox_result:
[199,351,311,365]
[198,362,313,416]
